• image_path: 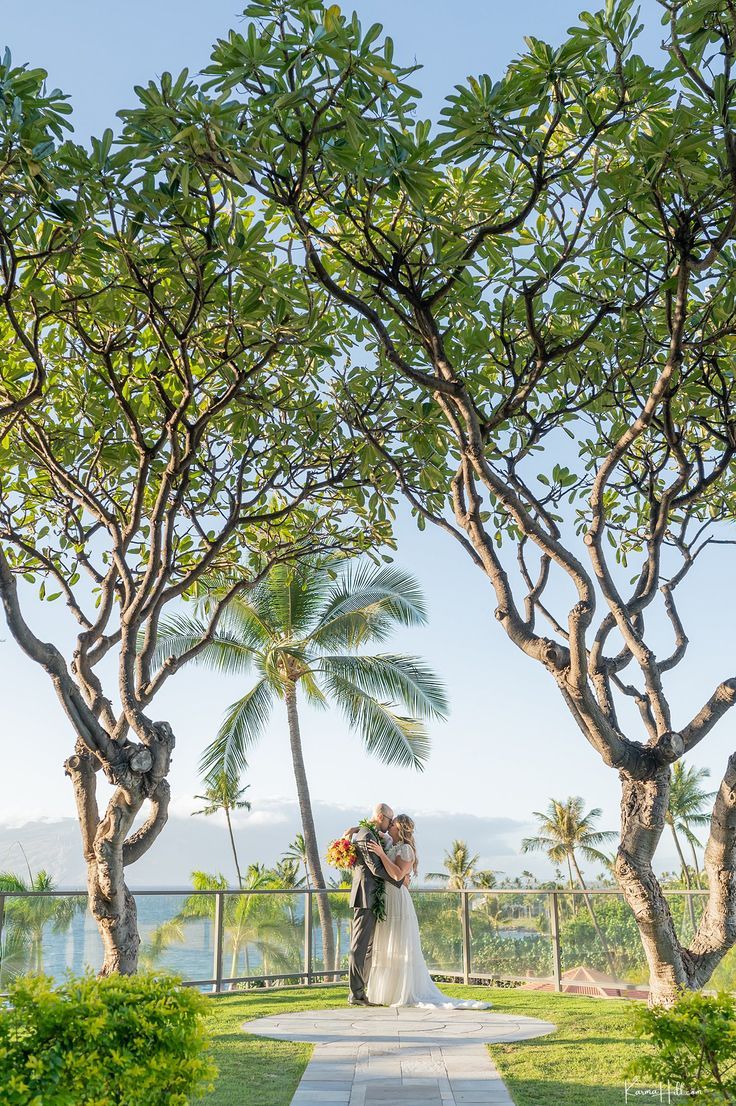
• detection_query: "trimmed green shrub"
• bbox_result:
[629,990,736,1104]
[0,972,217,1106]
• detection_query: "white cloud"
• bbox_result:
[240,809,289,828]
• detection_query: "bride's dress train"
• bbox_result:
[366,843,491,1009]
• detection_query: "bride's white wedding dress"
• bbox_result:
[366,842,491,1009]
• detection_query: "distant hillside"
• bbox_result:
[0,800,533,888]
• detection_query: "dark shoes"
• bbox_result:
[348,994,377,1006]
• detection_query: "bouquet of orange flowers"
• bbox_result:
[326,836,358,870]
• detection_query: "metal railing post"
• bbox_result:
[461,892,472,985]
[304,891,313,986]
[549,891,562,993]
[213,891,224,994]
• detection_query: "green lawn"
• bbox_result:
[197,984,645,1106]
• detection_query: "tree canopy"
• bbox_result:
[110,0,736,1001]
[0,40,389,974]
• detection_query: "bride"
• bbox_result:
[365,814,491,1009]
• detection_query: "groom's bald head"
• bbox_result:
[373,803,394,831]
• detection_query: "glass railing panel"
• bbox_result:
[662,890,707,948]
[411,890,463,976]
[223,890,305,988]
[555,891,649,995]
[136,892,216,984]
[467,891,553,982]
[309,889,350,979]
[0,893,99,986]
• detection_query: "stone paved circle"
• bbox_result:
[242,1004,556,1105]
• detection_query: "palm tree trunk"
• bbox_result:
[670,823,697,934]
[570,852,617,978]
[687,833,703,889]
[284,681,335,976]
[225,806,244,888]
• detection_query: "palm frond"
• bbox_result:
[0,873,29,893]
[194,772,251,814]
[319,654,448,719]
[520,835,557,854]
[263,561,331,638]
[312,562,428,649]
[145,613,258,677]
[324,672,431,769]
[199,679,273,779]
[579,844,616,865]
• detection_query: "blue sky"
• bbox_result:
[1,1,729,879]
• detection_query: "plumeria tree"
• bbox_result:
[0,65,387,974]
[151,558,448,972]
[120,0,736,1003]
[0,52,87,421]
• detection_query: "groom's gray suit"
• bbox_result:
[348,826,403,1002]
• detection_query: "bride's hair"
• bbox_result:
[393,814,418,875]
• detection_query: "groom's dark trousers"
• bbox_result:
[348,828,402,1001]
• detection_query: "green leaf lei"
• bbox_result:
[358,819,387,922]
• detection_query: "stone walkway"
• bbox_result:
[242,1005,556,1106]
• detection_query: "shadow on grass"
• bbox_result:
[504,1078,628,1106]
[521,1035,637,1047]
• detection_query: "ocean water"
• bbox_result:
[0,892,319,987]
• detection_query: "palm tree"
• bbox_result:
[283,834,310,889]
[273,856,304,889]
[666,762,715,933]
[270,857,304,926]
[426,840,500,930]
[153,558,448,973]
[426,840,498,890]
[521,797,618,976]
[193,772,251,888]
[0,869,85,981]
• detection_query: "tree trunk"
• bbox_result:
[225,807,244,888]
[669,822,697,935]
[65,726,174,976]
[610,755,736,1006]
[570,852,618,978]
[687,834,703,890]
[283,682,336,977]
[614,769,693,1005]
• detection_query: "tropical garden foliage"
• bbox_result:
[2,0,736,1005]
[0,972,215,1106]
[630,990,736,1104]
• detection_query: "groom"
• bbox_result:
[347,802,402,1006]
